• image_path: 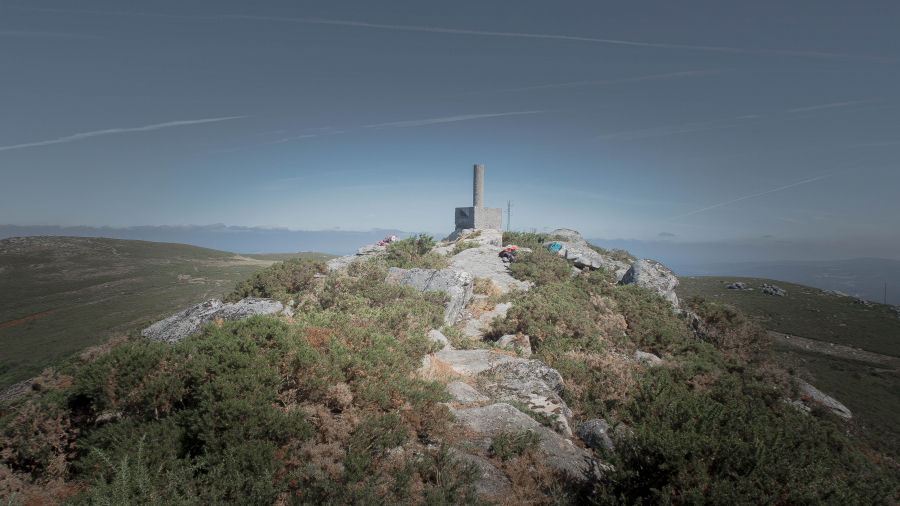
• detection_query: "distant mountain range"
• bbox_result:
[669,258,900,305]
[0,224,423,256]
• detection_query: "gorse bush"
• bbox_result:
[489,430,542,461]
[3,229,899,504]
[382,234,447,270]
[592,365,898,505]
[0,262,483,504]
[449,241,480,256]
[508,248,573,287]
[225,257,326,304]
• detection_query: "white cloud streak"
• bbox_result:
[661,156,877,223]
[362,111,548,128]
[224,15,899,64]
[12,8,897,63]
[0,29,100,38]
[597,120,726,141]
[486,70,729,94]
[0,117,245,153]
[786,99,883,113]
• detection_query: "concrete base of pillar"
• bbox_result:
[455,207,502,230]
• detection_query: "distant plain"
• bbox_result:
[0,236,335,389]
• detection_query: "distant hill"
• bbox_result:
[0,224,428,256]
[670,258,900,305]
[676,275,900,357]
[0,236,332,389]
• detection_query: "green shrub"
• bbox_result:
[382,234,447,270]
[584,242,636,264]
[508,400,559,427]
[449,241,480,256]
[597,283,693,354]
[502,230,552,250]
[508,248,573,287]
[592,365,899,505]
[489,430,542,461]
[225,257,326,303]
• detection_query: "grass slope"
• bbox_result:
[678,276,900,462]
[676,276,900,356]
[0,237,328,390]
[241,252,338,262]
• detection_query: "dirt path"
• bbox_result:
[0,307,67,329]
[769,330,900,367]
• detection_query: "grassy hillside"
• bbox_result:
[241,251,338,262]
[0,237,328,390]
[2,238,898,504]
[678,276,900,463]
[676,276,900,357]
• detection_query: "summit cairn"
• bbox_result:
[451,164,502,245]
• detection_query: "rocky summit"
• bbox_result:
[2,227,888,505]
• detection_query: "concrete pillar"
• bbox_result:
[473,164,484,207]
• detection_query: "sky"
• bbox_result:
[2,1,899,261]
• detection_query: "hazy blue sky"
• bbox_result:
[2,1,899,260]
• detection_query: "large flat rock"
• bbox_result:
[619,259,679,307]
[326,244,387,272]
[459,302,513,340]
[795,378,852,420]
[141,298,286,345]
[453,403,605,482]
[549,241,630,272]
[447,245,531,293]
[448,448,512,498]
[434,349,526,376]
[385,267,473,325]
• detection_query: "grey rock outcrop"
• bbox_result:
[484,360,573,436]
[0,379,34,402]
[447,245,531,293]
[427,329,450,350]
[549,241,630,273]
[141,298,287,345]
[820,289,850,297]
[453,403,606,482]
[448,228,503,247]
[447,381,488,405]
[726,282,748,290]
[433,349,524,377]
[385,267,473,325]
[434,349,574,436]
[326,244,388,272]
[576,419,630,454]
[795,378,852,421]
[497,334,532,357]
[619,259,680,307]
[459,301,513,340]
[447,449,512,498]
[548,228,586,244]
[761,284,787,297]
[634,350,663,365]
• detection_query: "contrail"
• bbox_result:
[362,110,548,128]
[480,70,729,94]
[786,99,883,113]
[661,156,877,223]
[224,15,899,64]
[0,117,245,152]
[11,7,897,63]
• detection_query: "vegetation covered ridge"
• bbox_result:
[0,232,897,504]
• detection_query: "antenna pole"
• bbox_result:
[506,200,513,232]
